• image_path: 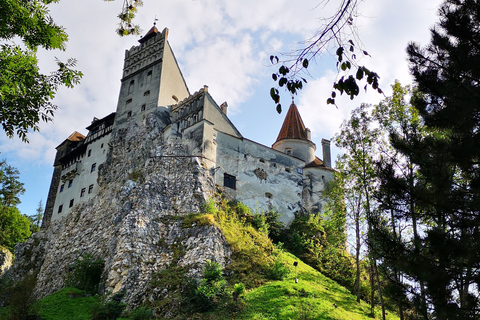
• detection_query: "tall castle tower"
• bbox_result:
[272,102,316,163]
[114,26,190,130]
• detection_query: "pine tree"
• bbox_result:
[371,1,480,318]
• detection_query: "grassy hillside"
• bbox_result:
[0,199,398,319]
[0,255,398,320]
[238,252,397,320]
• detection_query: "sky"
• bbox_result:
[0,0,443,216]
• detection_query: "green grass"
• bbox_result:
[0,199,400,319]
[35,287,99,320]
[238,251,399,320]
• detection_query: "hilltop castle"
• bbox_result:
[42,26,334,228]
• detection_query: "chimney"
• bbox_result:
[322,139,331,168]
[305,128,311,141]
[220,102,228,116]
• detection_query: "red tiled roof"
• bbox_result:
[138,26,159,44]
[305,157,324,168]
[67,131,85,142]
[275,102,308,142]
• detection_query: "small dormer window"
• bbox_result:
[285,148,292,155]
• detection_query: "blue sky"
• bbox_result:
[0,0,443,216]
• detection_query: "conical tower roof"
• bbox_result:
[274,102,309,142]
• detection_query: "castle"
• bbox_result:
[42,26,334,228]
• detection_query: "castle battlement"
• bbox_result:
[43,26,334,228]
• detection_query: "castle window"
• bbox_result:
[60,184,65,192]
[259,158,265,163]
[144,90,150,96]
[128,80,134,93]
[147,70,152,82]
[58,205,63,213]
[141,104,146,111]
[68,179,73,188]
[91,163,96,172]
[88,184,94,194]
[285,148,292,155]
[127,111,132,118]
[126,98,132,105]
[224,173,236,190]
[101,143,104,148]
[80,188,86,197]
[285,168,291,173]
[69,199,74,208]
[87,149,92,157]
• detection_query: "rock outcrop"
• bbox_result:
[2,111,231,310]
[0,247,13,276]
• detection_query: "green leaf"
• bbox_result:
[272,73,277,81]
[276,104,282,114]
[302,58,309,68]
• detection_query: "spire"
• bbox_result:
[274,102,309,142]
[138,24,166,44]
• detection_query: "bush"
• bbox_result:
[192,260,227,312]
[129,307,153,320]
[64,254,104,294]
[91,292,126,320]
[267,259,289,280]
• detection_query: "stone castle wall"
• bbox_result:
[2,111,231,309]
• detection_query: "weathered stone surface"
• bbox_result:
[0,247,13,276]
[2,112,230,311]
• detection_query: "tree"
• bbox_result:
[370,1,480,318]
[0,159,25,207]
[0,205,31,253]
[28,201,43,233]
[0,0,82,142]
[370,82,427,319]
[335,104,386,319]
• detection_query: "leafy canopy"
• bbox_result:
[0,0,82,142]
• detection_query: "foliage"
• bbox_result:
[91,297,126,320]
[0,0,82,142]
[28,201,43,233]
[128,307,152,320]
[278,212,355,291]
[240,252,400,320]
[266,259,289,281]
[0,204,31,252]
[0,159,25,207]
[64,254,104,294]
[367,0,480,318]
[268,0,381,112]
[192,260,228,312]
[1,274,38,320]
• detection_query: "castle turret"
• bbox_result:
[272,102,316,163]
[113,26,190,131]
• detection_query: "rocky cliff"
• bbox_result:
[2,111,231,309]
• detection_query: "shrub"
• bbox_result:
[64,254,104,294]
[129,307,153,320]
[192,260,227,312]
[232,283,245,301]
[91,292,126,320]
[267,259,289,280]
